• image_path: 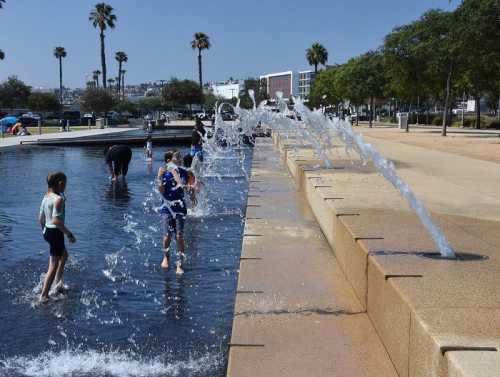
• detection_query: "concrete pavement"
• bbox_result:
[227,138,398,377]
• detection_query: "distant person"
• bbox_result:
[38,171,76,303]
[18,125,30,136]
[11,121,22,135]
[157,151,197,275]
[104,145,133,181]
[191,118,206,162]
[144,135,153,161]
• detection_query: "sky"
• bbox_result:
[0,0,457,89]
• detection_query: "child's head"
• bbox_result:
[146,136,152,142]
[172,151,183,165]
[47,171,67,193]
[164,150,175,163]
[183,154,193,168]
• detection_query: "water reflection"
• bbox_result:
[163,274,186,320]
[105,180,131,206]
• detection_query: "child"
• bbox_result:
[157,151,196,275]
[144,136,153,161]
[38,172,76,302]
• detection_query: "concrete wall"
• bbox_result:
[273,132,500,377]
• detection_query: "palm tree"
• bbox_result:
[53,47,67,104]
[115,51,128,96]
[93,70,101,87]
[107,78,115,90]
[191,32,211,89]
[1,0,5,59]
[306,43,328,74]
[120,69,126,99]
[89,3,117,89]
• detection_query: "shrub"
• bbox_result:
[432,116,443,125]
[487,120,500,129]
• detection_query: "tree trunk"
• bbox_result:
[100,30,107,89]
[59,57,63,105]
[416,96,420,125]
[122,72,125,100]
[117,62,122,96]
[198,50,203,90]
[441,64,453,137]
[314,63,318,74]
[369,97,374,128]
[475,95,481,129]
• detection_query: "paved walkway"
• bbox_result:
[0,128,135,150]
[357,126,500,222]
[227,138,397,377]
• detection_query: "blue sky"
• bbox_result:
[0,0,457,88]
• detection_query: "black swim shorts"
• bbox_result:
[43,228,66,257]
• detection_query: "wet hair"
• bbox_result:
[183,154,193,168]
[172,151,182,164]
[47,171,67,189]
[146,136,152,142]
[164,150,175,163]
[103,145,111,155]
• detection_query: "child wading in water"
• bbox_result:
[39,172,76,302]
[157,151,196,275]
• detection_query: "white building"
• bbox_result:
[209,81,244,99]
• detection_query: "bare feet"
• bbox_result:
[175,261,184,275]
[160,250,169,269]
[39,295,50,304]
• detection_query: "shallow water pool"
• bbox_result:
[0,145,251,376]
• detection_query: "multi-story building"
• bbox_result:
[260,70,315,101]
[298,70,315,101]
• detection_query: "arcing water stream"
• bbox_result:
[212,90,455,258]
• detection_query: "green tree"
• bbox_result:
[137,97,163,112]
[53,46,67,104]
[239,78,269,109]
[306,43,328,74]
[455,0,500,129]
[414,10,459,136]
[0,0,5,8]
[203,91,224,111]
[89,2,117,89]
[162,79,203,108]
[28,92,61,113]
[80,87,115,114]
[191,32,211,89]
[0,76,31,109]
[115,51,128,96]
[93,70,101,87]
[309,67,340,108]
[383,21,430,123]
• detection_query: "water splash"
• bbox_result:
[0,349,221,377]
[227,93,455,258]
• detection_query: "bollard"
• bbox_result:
[66,120,70,132]
[88,118,91,130]
[38,119,42,135]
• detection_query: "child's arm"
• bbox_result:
[52,197,76,243]
[156,167,165,194]
[39,213,46,230]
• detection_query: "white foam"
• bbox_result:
[1,349,220,377]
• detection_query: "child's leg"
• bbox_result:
[54,250,68,286]
[175,217,186,275]
[161,218,174,268]
[40,256,60,299]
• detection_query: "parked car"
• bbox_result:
[62,111,82,126]
[18,116,39,127]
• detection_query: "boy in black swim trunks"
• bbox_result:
[38,172,76,302]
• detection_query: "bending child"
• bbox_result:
[39,172,76,302]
